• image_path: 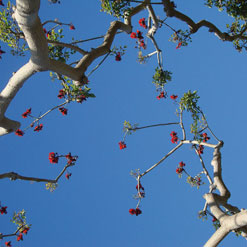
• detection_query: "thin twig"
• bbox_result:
[129,122,180,131]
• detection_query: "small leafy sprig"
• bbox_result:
[100,0,131,18]
[152,67,172,91]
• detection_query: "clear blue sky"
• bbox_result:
[1,1,247,247]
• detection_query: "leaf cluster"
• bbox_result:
[152,67,172,89]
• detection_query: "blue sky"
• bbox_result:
[1,1,247,247]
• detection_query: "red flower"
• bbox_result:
[0,206,7,214]
[34,124,43,132]
[201,133,210,142]
[130,32,137,39]
[136,183,144,191]
[21,227,30,235]
[5,241,11,247]
[69,24,75,30]
[65,152,77,164]
[0,0,4,6]
[156,91,165,100]
[46,31,51,38]
[129,208,136,215]
[139,18,147,29]
[49,152,59,164]
[118,141,127,150]
[170,131,178,144]
[57,89,65,99]
[17,233,23,241]
[212,217,217,222]
[15,129,24,137]
[176,42,182,49]
[22,108,31,118]
[135,208,142,216]
[65,173,72,180]
[136,30,143,40]
[139,40,146,49]
[179,162,185,167]
[43,28,47,34]
[59,107,68,115]
[176,167,183,174]
[115,52,121,61]
[170,95,178,100]
[197,145,204,154]
[76,94,87,103]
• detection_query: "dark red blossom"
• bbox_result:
[59,107,68,115]
[118,141,126,150]
[212,217,217,222]
[69,24,75,30]
[129,208,142,216]
[77,94,87,103]
[5,241,11,247]
[15,129,24,137]
[176,42,182,49]
[197,145,204,154]
[136,183,144,191]
[115,52,121,61]
[49,152,59,164]
[0,0,4,6]
[156,91,165,100]
[170,131,178,144]
[176,167,183,174]
[22,108,31,118]
[46,31,51,38]
[130,32,137,39]
[17,233,23,241]
[34,124,43,132]
[139,40,146,49]
[136,30,143,40]
[170,95,178,100]
[129,208,136,215]
[65,173,72,180]
[201,133,210,142]
[21,227,30,235]
[179,162,185,167]
[57,89,65,99]
[0,206,7,214]
[139,18,147,29]
[65,152,77,164]
[43,28,47,34]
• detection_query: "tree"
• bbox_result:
[0,0,247,246]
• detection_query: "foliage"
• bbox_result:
[100,0,131,18]
[152,67,172,90]
[0,1,28,56]
[11,209,31,232]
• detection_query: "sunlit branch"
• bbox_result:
[47,40,88,55]
[179,110,186,140]
[140,142,183,177]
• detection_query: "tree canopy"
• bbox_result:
[1,1,247,246]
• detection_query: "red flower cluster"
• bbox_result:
[130,30,146,49]
[77,94,87,103]
[65,152,77,164]
[49,152,59,164]
[22,108,31,118]
[15,129,24,137]
[17,233,23,241]
[176,42,182,49]
[59,107,68,115]
[57,89,65,99]
[129,208,142,216]
[212,216,217,222]
[170,131,178,144]
[69,24,75,30]
[65,173,72,180]
[5,241,11,247]
[139,18,147,29]
[0,0,4,6]
[34,124,43,132]
[156,91,165,100]
[0,206,7,214]
[118,141,126,150]
[176,167,183,174]
[201,133,210,142]
[170,95,178,100]
[179,161,185,167]
[115,52,121,61]
[197,145,204,154]
[21,227,30,235]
